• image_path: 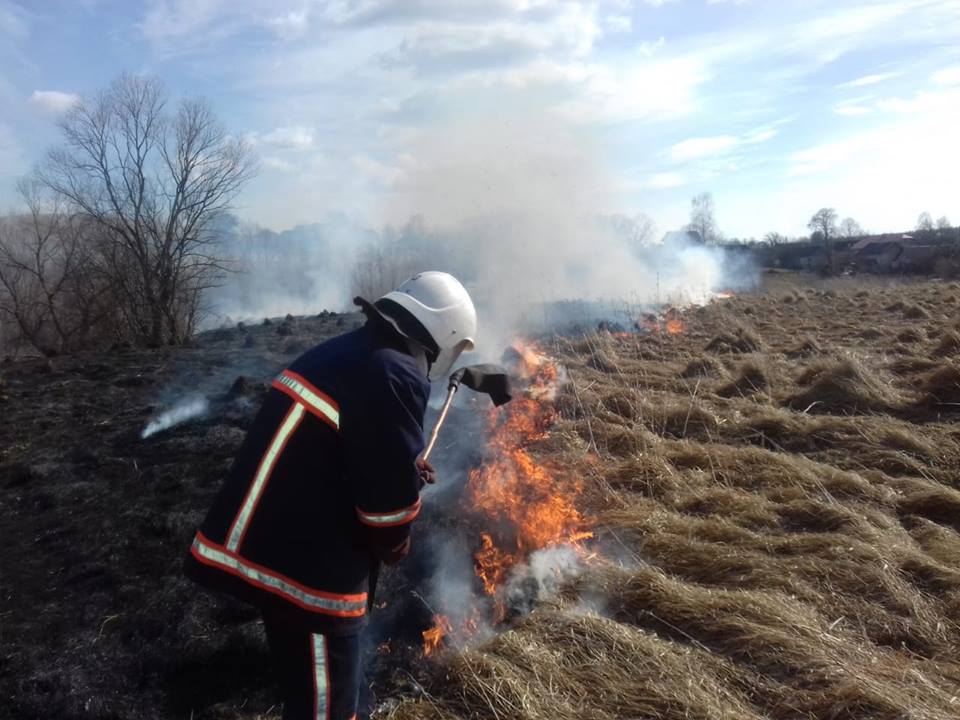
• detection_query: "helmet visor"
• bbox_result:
[429,338,475,382]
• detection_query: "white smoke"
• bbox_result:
[211,111,756,334]
[505,544,584,606]
[140,397,210,439]
[369,112,748,351]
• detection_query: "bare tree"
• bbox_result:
[687,192,720,244]
[0,180,114,355]
[37,74,256,346]
[764,231,787,245]
[350,242,421,300]
[808,208,838,274]
[606,213,657,252]
[838,217,863,238]
[916,212,935,232]
[936,216,951,231]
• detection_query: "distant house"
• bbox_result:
[767,242,827,271]
[662,230,704,247]
[851,233,914,272]
[894,244,939,273]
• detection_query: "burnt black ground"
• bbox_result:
[0,312,464,720]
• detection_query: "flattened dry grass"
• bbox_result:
[383,278,960,720]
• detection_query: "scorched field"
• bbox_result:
[2,274,960,720]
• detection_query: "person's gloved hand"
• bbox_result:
[416,456,437,487]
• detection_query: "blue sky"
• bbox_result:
[1,0,958,238]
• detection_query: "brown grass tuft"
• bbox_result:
[888,356,941,375]
[903,304,929,320]
[895,328,924,344]
[917,361,960,406]
[786,357,906,414]
[784,336,823,358]
[705,327,763,354]
[679,355,726,378]
[716,361,769,398]
[933,330,960,357]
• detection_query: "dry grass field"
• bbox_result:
[384,274,960,720]
[3,273,959,720]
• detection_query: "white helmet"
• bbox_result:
[376,272,477,381]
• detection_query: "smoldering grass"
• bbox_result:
[140,396,210,439]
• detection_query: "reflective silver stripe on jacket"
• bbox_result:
[226,403,306,552]
[191,536,367,615]
[312,634,329,720]
[357,500,421,526]
[276,372,340,428]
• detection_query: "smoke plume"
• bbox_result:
[211,112,755,340]
[141,397,210,439]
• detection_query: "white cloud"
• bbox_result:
[742,127,778,144]
[644,171,685,189]
[932,64,960,85]
[0,1,27,38]
[248,125,315,150]
[834,104,871,116]
[604,14,631,33]
[669,135,738,161]
[351,153,402,187]
[875,87,960,114]
[28,90,81,113]
[268,8,310,38]
[636,36,665,57]
[262,156,295,172]
[552,54,710,124]
[124,0,960,240]
[141,0,236,49]
[386,3,602,70]
[835,71,900,88]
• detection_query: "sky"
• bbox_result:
[0,0,958,239]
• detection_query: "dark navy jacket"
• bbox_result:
[185,323,430,634]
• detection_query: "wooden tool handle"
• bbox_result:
[422,385,458,462]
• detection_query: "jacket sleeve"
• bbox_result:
[344,349,429,564]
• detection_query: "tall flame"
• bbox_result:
[467,343,590,596]
[421,341,594,658]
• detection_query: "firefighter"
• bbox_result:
[185,271,477,720]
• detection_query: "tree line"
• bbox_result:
[684,191,955,249]
[0,74,256,357]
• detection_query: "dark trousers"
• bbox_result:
[262,612,361,720]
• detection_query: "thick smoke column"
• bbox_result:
[377,113,746,350]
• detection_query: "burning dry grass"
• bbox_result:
[384,277,960,720]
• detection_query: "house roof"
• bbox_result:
[851,233,915,252]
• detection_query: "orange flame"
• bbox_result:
[467,343,590,599]
[665,318,685,335]
[422,614,453,657]
[421,342,595,659]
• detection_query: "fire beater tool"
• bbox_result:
[422,364,513,461]
[368,364,513,611]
